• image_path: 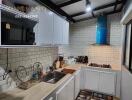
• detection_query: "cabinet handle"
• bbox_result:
[48,97,53,100]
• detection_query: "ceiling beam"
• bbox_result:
[86,0,90,5]
[58,0,82,8]
[92,11,95,17]
[71,11,86,17]
[106,8,121,15]
[119,0,127,11]
[75,9,122,22]
[114,0,119,11]
[71,1,122,17]
[122,0,127,5]
[35,0,75,22]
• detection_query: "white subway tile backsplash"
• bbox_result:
[59,13,122,65]
[0,47,58,92]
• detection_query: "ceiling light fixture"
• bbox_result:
[86,0,92,12]
[86,5,92,12]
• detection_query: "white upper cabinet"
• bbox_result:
[34,9,69,46]
[62,20,69,44]
[53,14,69,45]
[53,14,63,45]
[34,10,54,45]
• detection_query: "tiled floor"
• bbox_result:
[76,90,114,100]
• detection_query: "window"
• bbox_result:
[123,20,132,72]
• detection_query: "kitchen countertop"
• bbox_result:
[0,74,72,100]
[0,64,121,100]
[64,63,121,71]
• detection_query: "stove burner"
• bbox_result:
[89,63,111,69]
[76,90,113,100]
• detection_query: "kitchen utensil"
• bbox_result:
[15,66,27,82]
[61,68,76,74]
[32,62,43,72]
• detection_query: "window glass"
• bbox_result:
[125,24,131,68]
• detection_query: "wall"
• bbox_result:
[59,13,122,98]
[0,47,58,92]
[59,13,122,65]
[121,0,132,100]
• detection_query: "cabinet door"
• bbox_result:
[98,71,116,95]
[62,20,69,44]
[53,14,63,45]
[84,69,99,91]
[56,76,74,100]
[35,10,53,45]
[74,70,81,99]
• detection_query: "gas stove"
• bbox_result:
[89,63,111,69]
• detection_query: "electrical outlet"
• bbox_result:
[0,67,5,75]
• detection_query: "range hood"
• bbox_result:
[93,15,109,46]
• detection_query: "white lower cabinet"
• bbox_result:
[74,70,81,99]
[84,69,99,91]
[44,68,117,100]
[84,68,116,96]
[98,71,116,95]
[56,76,74,100]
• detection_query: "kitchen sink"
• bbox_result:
[42,71,66,84]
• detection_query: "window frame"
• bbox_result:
[123,20,132,73]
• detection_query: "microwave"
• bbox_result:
[1,22,35,45]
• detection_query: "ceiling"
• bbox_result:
[35,0,127,22]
